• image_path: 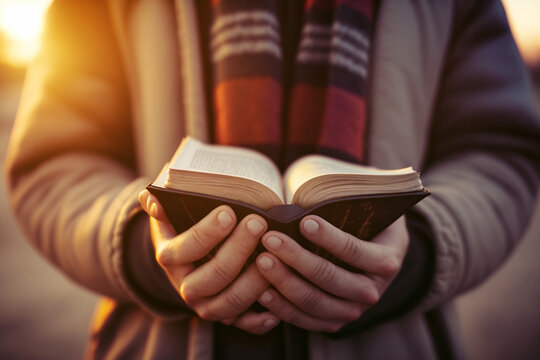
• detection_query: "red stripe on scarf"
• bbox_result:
[318,87,367,160]
[287,84,327,145]
[214,77,282,146]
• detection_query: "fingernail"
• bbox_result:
[259,291,273,304]
[217,211,233,228]
[263,318,277,328]
[138,190,147,204]
[258,256,274,271]
[247,218,265,236]
[265,236,281,250]
[303,219,319,234]
[150,203,158,218]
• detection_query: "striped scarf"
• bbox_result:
[206,0,374,169]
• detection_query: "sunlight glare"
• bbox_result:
[502,0,540,63]
[0,0,52,66]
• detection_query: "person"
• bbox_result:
[5,0,540,359]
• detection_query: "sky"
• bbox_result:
[0,0,539,66]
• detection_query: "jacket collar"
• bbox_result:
[108,0,454,172]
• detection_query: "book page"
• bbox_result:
[169,137,284,201]
[152,162,170,187]
[284,155,415,203]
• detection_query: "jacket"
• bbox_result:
[5,0,540,358]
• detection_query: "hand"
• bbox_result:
[255,215,409,332]
[138,190,280,334]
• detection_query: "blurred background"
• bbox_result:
[0,0,539,359]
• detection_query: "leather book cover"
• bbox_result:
[146,185,430,270]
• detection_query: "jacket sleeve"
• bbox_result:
[4,0,189,319]
[415,0,540,310]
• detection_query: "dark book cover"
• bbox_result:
[147,185,430,270]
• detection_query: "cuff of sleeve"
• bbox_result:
[109,177,193,320]
[413,195,464,311]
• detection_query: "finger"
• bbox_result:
[139,190,169,222]
[370,216,410,254]
[256,253,363,322]
[138,190,150,210]
[156,205,236,266]
[221,318,235,326]
[159,263,195,295]
[150,217,177,247]
[187,264,269,320]
[300,216,402,276]
[258,288,344,333]
[231,311,280,335]
[261,232,380,305]
[182,214,267,296]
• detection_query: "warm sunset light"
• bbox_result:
[0,1,538,66]
[502,0,540,63]
[0,0,52,66]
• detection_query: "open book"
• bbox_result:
[153,137,426,208]
[148,137,429,265]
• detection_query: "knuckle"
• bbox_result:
[179,283,196,305]
[345,306,363,322]
[363,285,380,306]
[155,244,172,266]
[340,235,362,263]
[273,270,292,290]
[311,259,337,285]
[350,278,367,303]
[297,289,321,312]
[224,289,248,313]
[379,253,401,276]
[197,306,219,322]
[190,226,211,253]
[210,260,234,284]
[234,233,259,258]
